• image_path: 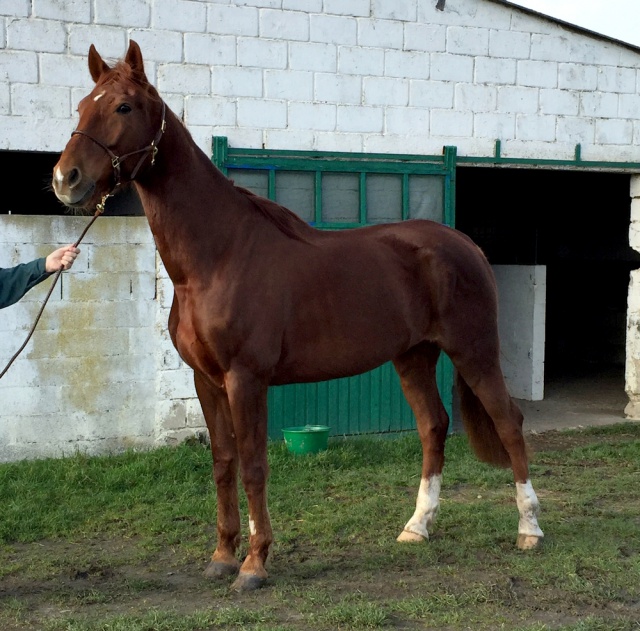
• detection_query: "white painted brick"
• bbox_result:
[430,53,473,82]
[384,49,429,80]
[473,112,515,140]
[208,4,259,36]
[235,0,280,7]
[314,73,362,105]
[34,0,90,21]
[157,398,187,430]
[580,92,618,118]
[595,119,633,145]
[212,66,263,97]
[630,177,640,200]
[238,37,287,68]
[1,114,73,151]
[337,105,383,133]
[454,83,496,113]
[7,18,66,53]
[409,79,454,108]
[517,60,557,88]
[558,63,597,90]
[184,33,236,66]
[556,116,595,144]
[90,245,156,274]
[288,102,336,131]
[310,14,357,45]
[209,126,263,149]
[290,41,337,72]
[158,368,197,400]
[1,0,29,16]
[357,18,403,49]
[1,387,60,416]
[430,109,472,137]
[0,50,37,83]
[446,26,489,56]
[497,86,539,115]
[157,64,211,95]
[620,93,640,119]
[0,83,8,114]
[260,8,309,41]
[95,0,150,28]
[372,0,417,22]
[39,54,93,88]
[475,57,516,85]
[539,89,579,116]
[314,130,363,152]
[153,0,207,32]
[128,29,183,63]
[11,84,71,119]
[185,399,206,428]
[597,66,636,94]
[568,36,620,67]
[265,128,315,149]
[363,76,408,106]
[516,114,556,142]
[385,106,428,136]
[323,0,369,17]
[338,45,384,76]
[531,34,572,63]
[403,23,445,53]
[283,0,322,10]
[68,26,127,58]
[238,98,287,128]
[265,69,313,100]
[185,95,236,127]
[489,30,530,59]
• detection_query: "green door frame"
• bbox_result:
[211,137,457,439]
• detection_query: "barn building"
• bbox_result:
[1,0,639,460]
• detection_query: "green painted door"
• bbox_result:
[212,138,456,439]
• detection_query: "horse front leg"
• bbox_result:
[194,372,242,579]
[225,368,272,592]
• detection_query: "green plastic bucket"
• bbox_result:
[282,425,330,455]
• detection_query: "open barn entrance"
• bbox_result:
[456,167,640,430]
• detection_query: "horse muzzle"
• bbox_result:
[52,164,97,209]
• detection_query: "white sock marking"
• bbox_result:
[516,480,544,537]
[403,474,442,539]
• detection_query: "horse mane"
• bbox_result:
[232,184,313,243]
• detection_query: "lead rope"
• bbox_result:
[0,196,107,380]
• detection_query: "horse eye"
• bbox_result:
[116,103,132,114]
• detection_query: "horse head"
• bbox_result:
[52,40,165,212]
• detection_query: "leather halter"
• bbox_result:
[71,100,167,191]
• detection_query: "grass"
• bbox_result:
[0,423,639,630]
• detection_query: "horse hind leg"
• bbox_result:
[456,366,543,550]
[394,343,449,543]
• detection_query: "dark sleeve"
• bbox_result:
[0,258,53,309]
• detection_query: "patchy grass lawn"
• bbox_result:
[0,423,639,630]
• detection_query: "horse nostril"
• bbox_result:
[68,167,81,188]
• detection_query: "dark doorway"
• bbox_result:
[456,167,640,427]
[0,150,143,216]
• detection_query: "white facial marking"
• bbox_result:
[402,474,442,539]
[516,480,544,537]
[249,518,256,537]
[93,90,105,102]
[54,167,64,185]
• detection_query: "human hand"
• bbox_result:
[45,245,81,273]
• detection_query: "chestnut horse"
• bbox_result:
[52,41,543,591]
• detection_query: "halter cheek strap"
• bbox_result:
[71,100,167,191]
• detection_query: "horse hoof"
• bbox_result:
[397,529,427,543]
[517,534,542,550]
[231,572,266,592]
[204,560,240,579]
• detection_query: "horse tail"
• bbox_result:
[456,372,512,469]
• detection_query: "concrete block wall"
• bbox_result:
[0,216,158,461]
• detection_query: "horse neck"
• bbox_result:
[132,108,251,283]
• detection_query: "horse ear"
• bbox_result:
[88,44,110,83]
[125,40,147,80]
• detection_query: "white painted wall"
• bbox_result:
[494,265,547,401]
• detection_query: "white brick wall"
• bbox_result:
[2,0,640,456]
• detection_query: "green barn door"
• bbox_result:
[212,138,456,439]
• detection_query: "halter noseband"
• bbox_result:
[71,100,167,196]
